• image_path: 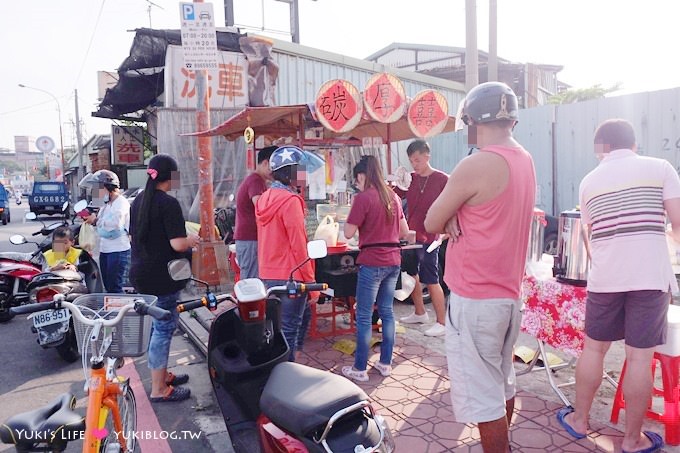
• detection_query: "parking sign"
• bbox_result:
[179,2,218,70]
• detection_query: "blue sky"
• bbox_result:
[1,0,677,151]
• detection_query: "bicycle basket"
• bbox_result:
[72,293,158,358]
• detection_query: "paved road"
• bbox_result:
[0,201,231,452]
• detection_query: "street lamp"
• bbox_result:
[18,84,66,181]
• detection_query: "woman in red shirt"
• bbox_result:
[342,156,409,382]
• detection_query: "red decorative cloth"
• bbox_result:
[521,276,588,357]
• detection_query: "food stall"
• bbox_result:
[186,73,458,337]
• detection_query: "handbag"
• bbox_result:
[313,215,339,247]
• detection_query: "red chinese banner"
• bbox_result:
[315,79,362,133]
[363,73,406,123]
[407,90,449,138]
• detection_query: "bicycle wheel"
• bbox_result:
[100,383,137,453]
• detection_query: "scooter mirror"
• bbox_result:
[61,201,69,212]
[307,239,328,260]
[73,200,88,213]
[25,212,37,221]
[9,235,27,245]
[167,258,192,281]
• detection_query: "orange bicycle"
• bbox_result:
[0,293,170,453]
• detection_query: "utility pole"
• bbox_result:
[488,0,498,82]
[74,89,85,194]
[224,0,234,26]
[465,0,479,90]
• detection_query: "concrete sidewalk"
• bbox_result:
[178,295,677,452]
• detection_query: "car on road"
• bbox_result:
[29,181,69,217]
[0,183,10,225]
[123,187,143,205]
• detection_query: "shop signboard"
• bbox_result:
[179,2,218,70]
[164,45,248,109]
[407,90,449,138]
[112,125,144,165]
[363,73,406,124]
[315,79,362,133]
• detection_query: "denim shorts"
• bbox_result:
[414,242,440,285]
[147,292,179,370]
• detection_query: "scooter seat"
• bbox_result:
[0,252,33,262]
[260,362,367,438]
[0,393,84,446]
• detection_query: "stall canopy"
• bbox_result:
[184,104,457,143]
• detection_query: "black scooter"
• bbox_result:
[169,240,395,453]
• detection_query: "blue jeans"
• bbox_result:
[99,249,131,293]
[263,279,309,362]
[235,240,258,280]
[354,265,400,371]
[147,292,179,369]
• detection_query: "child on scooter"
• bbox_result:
[42,226,84,272]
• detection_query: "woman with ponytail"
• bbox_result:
[341,156,409,382]
[129,154,200,402]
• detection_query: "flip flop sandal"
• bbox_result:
[556,406,586,439]
[166,372,189,386]
[622,431,664,453]
[150,385,191,403]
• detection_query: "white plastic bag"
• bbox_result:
[313,215,339,247]
[78,222,98,253]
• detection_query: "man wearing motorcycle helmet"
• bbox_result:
[255,145,317,362]
[83,169,131,293]
[424,81,536,453]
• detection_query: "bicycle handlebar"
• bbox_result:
[10,295,172,324]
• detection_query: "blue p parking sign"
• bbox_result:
[182,4,195,20]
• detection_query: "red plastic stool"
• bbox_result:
[309,296,356,339]
[611,305,680,446]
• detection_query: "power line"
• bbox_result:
[73,0,108,88]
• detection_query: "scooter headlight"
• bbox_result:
[374,413,395,453]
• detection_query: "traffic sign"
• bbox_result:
[315,79,362,133]
[407,90,449,138]
[363,73,406,124]
[35,136,55,152]
[179,2,219,70]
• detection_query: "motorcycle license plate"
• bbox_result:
[33,309,71,328]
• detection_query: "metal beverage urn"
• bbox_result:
[553,209,590,286]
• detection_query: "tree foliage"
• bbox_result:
[548,83,622,104]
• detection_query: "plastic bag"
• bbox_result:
[313,215,339,247]
[78,222,98,253]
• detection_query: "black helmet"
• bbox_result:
[91,170,120,189]
[461,82,519,126]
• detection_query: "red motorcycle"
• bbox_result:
[0,202,83,323]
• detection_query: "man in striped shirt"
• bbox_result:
[557,118,680,453]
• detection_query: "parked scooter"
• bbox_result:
[10,201,104,362]
[0,202,76,322]
[168,239,396,453]
[15,196,21,205]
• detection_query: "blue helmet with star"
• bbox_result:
[270,145,304,172]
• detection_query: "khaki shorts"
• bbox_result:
[445,292,521,423]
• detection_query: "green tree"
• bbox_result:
[548,83,622,104]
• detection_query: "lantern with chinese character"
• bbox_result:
[363,73,406,124]
[315,79,362,133]
[407,90,449,138]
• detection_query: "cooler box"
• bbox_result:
[657,304,680,357]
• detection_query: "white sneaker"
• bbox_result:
[400,312,430,324]
[424,323,446,337]
[373,361,392,377]
[342,366,368,382]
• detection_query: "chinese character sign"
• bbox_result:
[407,90,449,138]
[363,73,406,124]
[165,45,248,108]
[315,79,362,133]
[112,126,144,165]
